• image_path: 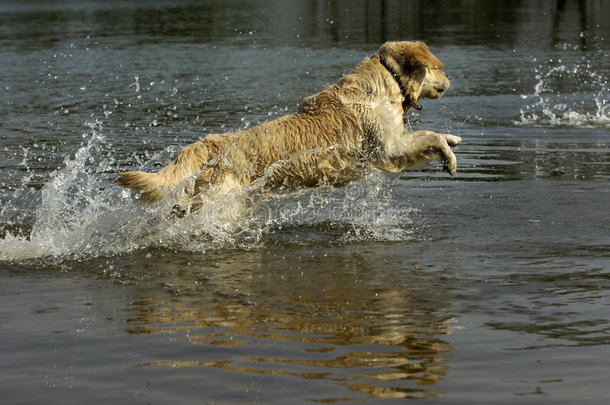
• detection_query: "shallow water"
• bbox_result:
[1,1,609,403]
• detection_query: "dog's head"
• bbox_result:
[377,41,450,112]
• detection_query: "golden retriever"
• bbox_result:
[118,41,461,213]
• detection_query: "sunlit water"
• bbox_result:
[1,1,609,403]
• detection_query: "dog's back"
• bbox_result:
[118,83,370,202]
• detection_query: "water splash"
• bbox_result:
[0,125,417,263]
[517,56,609,127]
[0,121,140,261]
[242,173,417,245]
[0,128,250,261]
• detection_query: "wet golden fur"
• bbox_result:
[118,41,461,210]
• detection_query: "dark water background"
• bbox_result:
[1,0,609,403]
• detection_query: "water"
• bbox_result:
[1,0,609,403]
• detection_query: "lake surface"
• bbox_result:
[1,0,609,403]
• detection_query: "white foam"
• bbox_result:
[516,58,609,128]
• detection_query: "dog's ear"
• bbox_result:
[379,41,444,72]
[408,41,444,70]
[378,41,442,112]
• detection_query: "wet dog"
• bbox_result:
[118,41,461,213]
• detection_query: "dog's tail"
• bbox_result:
[117,139,211,203]
[117,170,174,202]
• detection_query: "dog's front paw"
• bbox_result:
[442,134,462,148]
[443,152,458,176]
[439,134,460,175]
